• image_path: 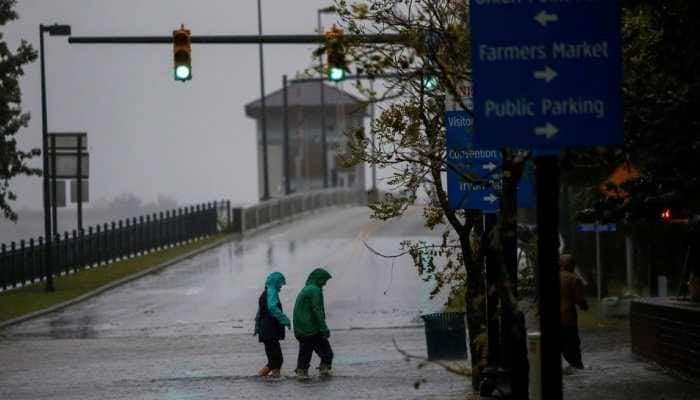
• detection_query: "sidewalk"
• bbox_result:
[563,325,699,400]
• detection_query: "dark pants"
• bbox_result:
[296,334,333,370]
[263,340,283,370]
[561,325,583,369]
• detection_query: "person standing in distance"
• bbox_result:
[560,254,589,370]
[254,272,291,377]
[293,268,333,380]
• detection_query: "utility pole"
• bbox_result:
[317,7,335,189]
[257,0,270,200]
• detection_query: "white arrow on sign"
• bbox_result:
[534,66,558,83]
[483,193,499,204]
[535,123,559,139]
[534,10,558,27]
[482,162,497,172]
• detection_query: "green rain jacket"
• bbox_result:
[293,268,332,338]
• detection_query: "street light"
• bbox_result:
[40,23,71,292]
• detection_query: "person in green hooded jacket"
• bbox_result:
[254,271,291,377]
[293,268,333,379]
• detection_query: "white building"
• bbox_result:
[245,81,368,198]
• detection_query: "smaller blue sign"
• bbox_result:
[446,111,534,211]
[577,223,617,233]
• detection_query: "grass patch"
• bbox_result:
[0,234,229,323]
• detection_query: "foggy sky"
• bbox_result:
[3,0,351,213]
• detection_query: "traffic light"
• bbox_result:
[422,74,438,91]
[661,208,672,220]
[173,24,192,81]
[325,25,348,82]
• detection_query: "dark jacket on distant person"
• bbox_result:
[255,272,291,342]
[560,268,588,326]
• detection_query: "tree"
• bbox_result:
[568,0,700,224]
[0,0,38,221]
[333,1,530,395]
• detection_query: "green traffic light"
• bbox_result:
[175,65,191,81]
[422,75,438,91]
[328,67,345,82]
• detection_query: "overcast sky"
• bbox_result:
[4,0,351,211]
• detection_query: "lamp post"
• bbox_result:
[40,23,71,292]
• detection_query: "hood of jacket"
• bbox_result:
[305,268,332,288]
[266,272,287,291]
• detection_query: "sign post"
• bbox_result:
[48,132,89,234]
[470,1,623,399]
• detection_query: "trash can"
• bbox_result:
[421,312,467,360]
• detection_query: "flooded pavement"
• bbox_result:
[0,207,471,399]
[2,206,695,399]
[563,326,700,400]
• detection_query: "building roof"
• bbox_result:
[245,81,368,119]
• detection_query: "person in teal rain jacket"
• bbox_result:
[254,272,291,377]
[293,268,333,379]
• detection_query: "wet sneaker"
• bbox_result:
[269,368,281,378]
[318,364,332,378]
[258,366,271,377]
[295,368,310,381]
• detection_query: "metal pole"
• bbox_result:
[369,79,377,192]
[535,155,562,400]
[596,223,602,315]
[257,0,270,200]
[50,135,58,236]
[69,33,402,45]
[77,135,83,231]
[39,25,54,292]
[625,235,634,292]
[282,74,290,195]
[318,10,328,189]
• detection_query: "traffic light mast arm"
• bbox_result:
[69,33,402,44]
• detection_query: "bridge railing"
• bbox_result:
[0,202,227,291]
[0,188,366,291]
[230,188,366,235]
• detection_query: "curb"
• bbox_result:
[0,234,236,330]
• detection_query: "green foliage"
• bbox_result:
[566,0,700,223]
[0,0,38,221]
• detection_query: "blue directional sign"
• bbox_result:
[470,0,622,149]
[446,110,534,212]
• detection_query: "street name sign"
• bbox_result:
[577,223,617,233]
[470,0,622,148]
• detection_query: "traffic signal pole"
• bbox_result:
[68,34,401,45]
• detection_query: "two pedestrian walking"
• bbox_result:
[254,268,334,379]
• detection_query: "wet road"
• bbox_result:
[0,206,471,399]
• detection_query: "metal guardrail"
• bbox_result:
[230,188,366,235]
